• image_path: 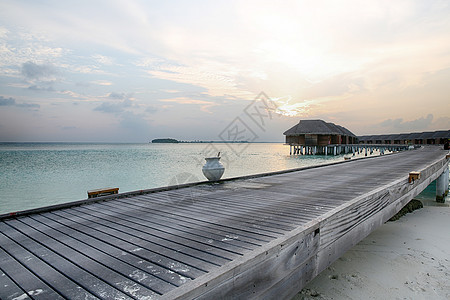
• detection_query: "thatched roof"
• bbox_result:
[284,120,356,137]
[432,130,450,138]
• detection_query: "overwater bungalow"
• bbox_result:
[358,130,450,145]
[284,120,358,155]
[284,119,357,146]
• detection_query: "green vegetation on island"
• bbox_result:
[151,138,179,143]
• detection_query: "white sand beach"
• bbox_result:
[294,199,450,300]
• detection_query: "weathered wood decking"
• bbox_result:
[1,146,448,300]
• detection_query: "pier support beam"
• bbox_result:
[436,166,449,203]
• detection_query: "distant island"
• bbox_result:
[180,140,249,143]
[151,138,249,143]
[151,138,179,143]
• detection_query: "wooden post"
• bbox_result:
[436,167,448,203]
[445,166,449,196]
[444,164,450,196]
[325,146,327,156]
[333,146,337,156]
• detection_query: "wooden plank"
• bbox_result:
[5,218,157,299]
[143,190,297,231]
[83,202,253,254]
[0,223,130,299]
[111,197,276,243]
[177,192,323,224]
[36,212,190,288]
[102,200,263,249]
[132,193,291,234]
[0,228,97,300]
[68,206,234,266]
[126,194,284,237]
[0,264,31,300]
[0,236,64,300]
[212,189,344,211]
[21,215,176,295]
[49,210,211,277]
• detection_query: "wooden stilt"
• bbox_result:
[436,168,448,203]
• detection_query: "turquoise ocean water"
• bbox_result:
[0,142,438,214]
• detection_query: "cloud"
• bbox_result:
[0,96,16,106]
[108,92,128,100]
[16,103,40,109]
[90,80,113,86]
[159,97,212,105]
[94,92,134,113]
[21,61,58,81]
[0,96,40,109]
[1,1,449,141]
[28,85,55,91]
[94,100,131,113]
[145,106,158,114]
[433,116,450,130]
[0,26,8,38]
[379,114,434,131]
[159,96,218,113]
[92,54,113,65]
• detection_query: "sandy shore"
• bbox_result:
[293,199,450,300]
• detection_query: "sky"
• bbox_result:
[0,0,449,142]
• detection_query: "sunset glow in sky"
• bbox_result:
[0,0,449,142]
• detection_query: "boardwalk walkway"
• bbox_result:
[1,146,448,299]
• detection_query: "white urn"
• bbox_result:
[202,157,225,181]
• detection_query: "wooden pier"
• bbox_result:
[1,146,448,299]
[288,143,409,156]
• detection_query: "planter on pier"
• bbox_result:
[202,157,225,181]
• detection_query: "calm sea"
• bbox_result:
[0,142,435,214]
